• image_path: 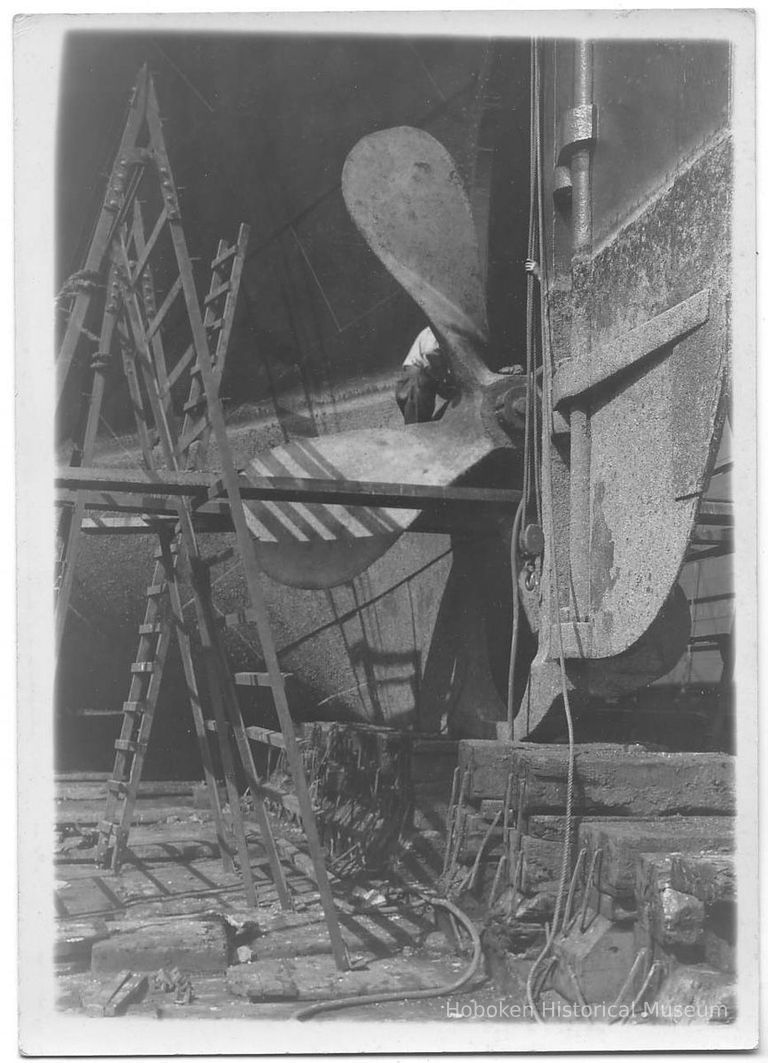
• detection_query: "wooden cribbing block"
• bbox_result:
[669,852,736,905]
[458,742,735,815]
[578,817,734,898]
[55,920,110,963]
[479,808,645,838]
[82,970,148,1017]
[519,836,564,894]
[91,918,228,974]
[634,853,705,951]
[226,954,439,1002]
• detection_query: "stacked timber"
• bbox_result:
[270,724,457,881]
[455,741,736,1018]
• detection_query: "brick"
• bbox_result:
[458,742,735,815]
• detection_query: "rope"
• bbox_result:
[506,34,546,728]
[505,500,524,726]
[524,37,578,1022]
[293,891,482,1021]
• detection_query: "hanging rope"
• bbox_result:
[506,38,544,727]
[523,37,578,1022]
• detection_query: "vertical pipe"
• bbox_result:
[570,41,593,253]
[568,40,593,623]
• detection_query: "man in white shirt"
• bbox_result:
[395,326,457,424]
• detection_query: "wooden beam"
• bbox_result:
[56,465,521,510]
[458,742,736,815]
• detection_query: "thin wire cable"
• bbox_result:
[525,37,578,1022]
[531,46,544,519]
[506,502,524,726]
[506,36,543,728]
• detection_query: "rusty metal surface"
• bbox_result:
[590,39,730,248]
[581,136,730,658]
[553,288,711,407]
[521,41,732,737]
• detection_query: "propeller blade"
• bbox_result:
[244,127,517,590]
[246,415,496,588]
[342,126,493,392]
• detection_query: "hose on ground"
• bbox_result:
[293,892,482,1021]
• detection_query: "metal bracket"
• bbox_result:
[553,165,573,201]
[553,288,711,407]
[556,104,597,163]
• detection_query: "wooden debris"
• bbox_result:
[57,779,196,802]
[82,969,148,1016]
[635,854,705,951]
[55,919,110,963]
[249,921,342,961]
[153,966,194,1005]
[459,742,735,815]
[91,917,229,974]
[669,852,736,904]
[578,817,734,898]
[226,954,439,1002]
[519,836,563,893]
[56,802,201,827]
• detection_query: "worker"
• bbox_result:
[395,325,456,424]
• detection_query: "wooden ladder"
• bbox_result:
[56,66,347,967]
[93,212,253,877]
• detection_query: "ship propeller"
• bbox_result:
[244,126,518,589]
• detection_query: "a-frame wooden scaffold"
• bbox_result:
[54,65,348,969]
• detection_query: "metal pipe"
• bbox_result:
[571,41,593,254]
[569,39,593,623]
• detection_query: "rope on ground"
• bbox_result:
[293,891,482,1021]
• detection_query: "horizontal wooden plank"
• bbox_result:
[458,742,735,815]
[56,779,197,801]
[55,466,521,510]
[234,671,292,689]
[205,720,287,750]
[577,817,734,898]
[244,726,286,750]
[69,500,511,540]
